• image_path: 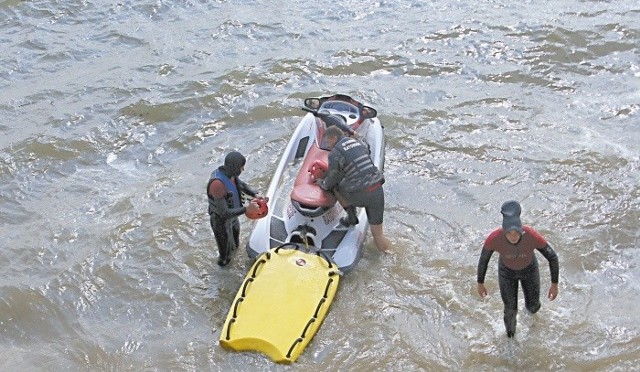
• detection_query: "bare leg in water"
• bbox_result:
[335,190,391,253]
[370,223,391,254]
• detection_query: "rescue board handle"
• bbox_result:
[287,338,303,359]
[274,242,299,253]
[241,277,254,297]
[323,278,334,298]
[301,318,316,338]
[316,250,333,269]
[313,298,326,318]
[225,318,236,340]
[252,259,267,278]
[232,298,244,318]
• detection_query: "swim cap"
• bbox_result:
[501,200,523,233]
[224,151,246,177]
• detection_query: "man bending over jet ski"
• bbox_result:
[315,118,391,254]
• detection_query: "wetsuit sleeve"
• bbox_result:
[237,179,258,198]
[537,244,559,284]
[320,150,344,191]
[211,196,246,220]
[476,248,493,283]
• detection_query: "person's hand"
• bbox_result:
[548,283,558,300]
[477,283,488,298]
[246,199,260,214]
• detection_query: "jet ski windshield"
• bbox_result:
[319,101,360,125]
[304,95,378,150]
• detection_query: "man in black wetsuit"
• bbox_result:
[476,200,560,338]
[316,120,390,254]
[206,151,265,267]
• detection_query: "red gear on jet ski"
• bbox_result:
[308,159,328,181]
[245,197,268,219]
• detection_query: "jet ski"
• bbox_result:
[246,94,385,273]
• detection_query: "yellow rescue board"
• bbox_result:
[219,245,341,363]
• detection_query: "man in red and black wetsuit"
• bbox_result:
[207,151,265,267]
[476,200,560,338]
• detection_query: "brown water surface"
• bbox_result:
[1,1,638,370]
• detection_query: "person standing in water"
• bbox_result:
[476,200,560,338]
[207,151,266,267]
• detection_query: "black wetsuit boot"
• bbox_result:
[339,206,359,227]
[504,311,517,338]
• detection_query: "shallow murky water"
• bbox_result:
[1,1,638,370]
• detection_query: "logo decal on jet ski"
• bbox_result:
[286,203,295,219]
[322,207,340,225]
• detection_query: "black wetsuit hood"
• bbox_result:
[220,151,246,178]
